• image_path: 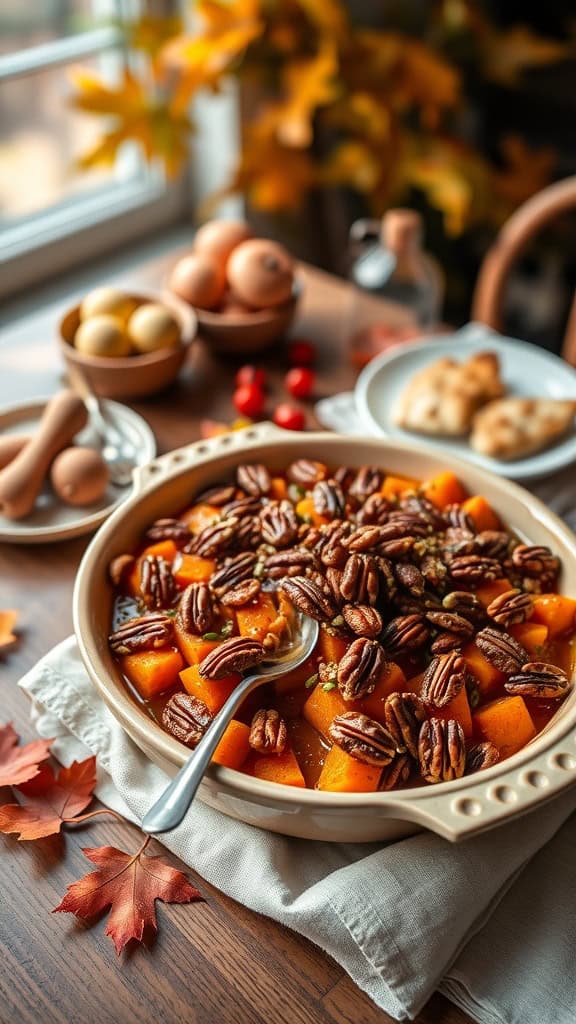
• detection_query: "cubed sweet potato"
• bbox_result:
[295,496,328,527]
[475,578,514,608]
[212,720,251,770]
[174,623,220,666]
[179,664,241,714]
[273,652,320,695]
[243,746,306,788]
[172,553,216,587]
[318,630,349,665]
[303,684,348,741]
[421,471,468,510]
[510,621,549,655]
[122,648,184,700]
[358,662,407,723]
[236,592,285,644]
[431,686,473,738]
[316,745,381,792]
[380,475,420,499]
[462,642,505,697]
[461,495,501,532]
[531,594,576,640]
[473,695,536,759]
[128,540,178,595]
[180,503,220,533]
[270,476,288,500]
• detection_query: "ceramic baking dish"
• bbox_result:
[73,423,576,842]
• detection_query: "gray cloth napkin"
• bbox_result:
[19,641,576,1024]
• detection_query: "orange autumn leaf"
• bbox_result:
[296,0,349,40]
[54,838,202,954]
[0,723,52,788]
[0,757,97,840]
[493,135,556,210]
[479,24,569,87]
[162,0,262,80]
[219,124,315,212]
[126,13,184,64]
[259,38,339,148]
[0,609,18,649]
[319,140,382,192]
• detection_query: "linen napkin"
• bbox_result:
[19,641,576,1024]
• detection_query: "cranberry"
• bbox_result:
[287,339,316,366]
[273,403,305,431]
[235,364,266,389]
[233,384,265,418]
[285,367,315,399]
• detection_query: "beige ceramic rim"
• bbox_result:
[73,423,576,841]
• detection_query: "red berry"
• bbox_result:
[235,364,266,389]
[287,339,316,366]
[272,403,305,431]
[285,366,315,399]
[233,384,265,418]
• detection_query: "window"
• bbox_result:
[0,0,190,300]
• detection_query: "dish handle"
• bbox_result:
[375,729,576,842]
[131,421,289,496]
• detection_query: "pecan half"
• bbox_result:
[341,554,379,606]
[444,503,474,532]
[249,709,287,753]
[210,552,257,596]
[313,479,346,518]
[386,511,431,538]
[511,544,559,579]
[287,459,327,486]
[394,563,425,597]
[329,712,397,766]
[425,610,474,638]
[487,588,533,628]
[109,613,174,654]
[421,650,466,708]
[237,463,271,497]
[430,632,465,655]
[418,718,466,783]
[145,518,191,545]
[465,742,500,774]
[356,493,391,526]
[505,662,570,698]
[384,692,427,759]
[223,579,261,606]
[140,555,176,609]
[420,553,448,590]
[380,614,429,656]
[265,548,317,579]
[475,530,510,559]
[324,568,345,608]
[222,495,262,519]
[234,515,262,550]
[379,753,412,790]
[188,517,238,557]
[345,524,415,557]
[199,636,266,678]
[348,466,383,501]
[260,500,298,548]
[449,554,502,582]
[400,494,446,530]
[342,604,383,638]
[177,582,215,635]
[475,627,528,674]
[318,521,351,569]
[194,483,236,506]
[337,637,387,700]
[442,526,476,556]
[279,575,338,622]
[442,591,483,622]
[162,693,212,747]
[108,553,135,587]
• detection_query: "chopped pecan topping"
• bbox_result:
[400,494,445,530]
[279,575,338,621]
[329,712,397,766]
[465,742,500,774]
[177,582,215,635]
[348,466,383,501]
[449,554,502,582]
[380,614,429,657]
[444,503,474,532]
[475,530,511,559]
[384,692,427,759]
[425,610,474,637]
[140,555,176,609]
[144,518,191,545]
[109,613,174,654]
[162,693,212,747]
[237,463,271,497]
[475,627,528,674]
[287,459,327,485]
[342,603,383,638]
[394,563,425,597]
[487,588,533,628]
[223,578,261,606]
[356,493,391,526]
[419,553,448,590]
[442,527,477,557]
[511,544,559,579]
[108,553,135,587]
[249,709,287,754]
[337,637,387,700]
[418,718,466,783]
[505,662,570,698]
[341,554,379,606]
[260,500,298,548]
[313,479,346,518]
[421,650,467,708]
[265,547,317,579]
[442,591,483,621]
[199,636,266,678]
[210,552,257,596]
[379,753,412,790]
[430,632,465,655]
[188,517,238,557]
[194,483,237,506]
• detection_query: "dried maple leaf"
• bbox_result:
[54,838,202,954]
[0,723,52,788]
[0,609,18,650]
[0,756,96,840]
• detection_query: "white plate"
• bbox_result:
[0,398,156,543]
[355,323,576,480]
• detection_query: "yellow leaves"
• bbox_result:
[258,38,339,148]
[229,127,315,211]
[0,610,18,650]
[296,0,349,40]
[399,39,460,123]
[399,138,489,236]
[479,25,569,86]
[493,136,556,210]
[163,0,262,79]
[319,141,381,193]
[126,14,184,64]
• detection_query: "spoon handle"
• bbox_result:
[142,671,261,834]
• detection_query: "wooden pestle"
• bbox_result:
[0,434,29,471]
[0,391,88,519]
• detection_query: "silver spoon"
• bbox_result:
[66,363,139,487]
[142,614,319,834]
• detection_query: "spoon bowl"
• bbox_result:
[142,614,319,834]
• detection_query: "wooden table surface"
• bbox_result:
[0,258,469,1024]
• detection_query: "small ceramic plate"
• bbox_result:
[0,398,156,543]
[355,323,576,480]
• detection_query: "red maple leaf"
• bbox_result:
[0,756,97,839]
[54,838,203,953]
[0,722,52,788]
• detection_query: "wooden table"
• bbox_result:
[0,260,467,1024]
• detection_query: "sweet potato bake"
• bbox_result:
[108,460,575,792]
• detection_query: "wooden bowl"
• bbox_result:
[59,291,197,399]
[176,279,301,355]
